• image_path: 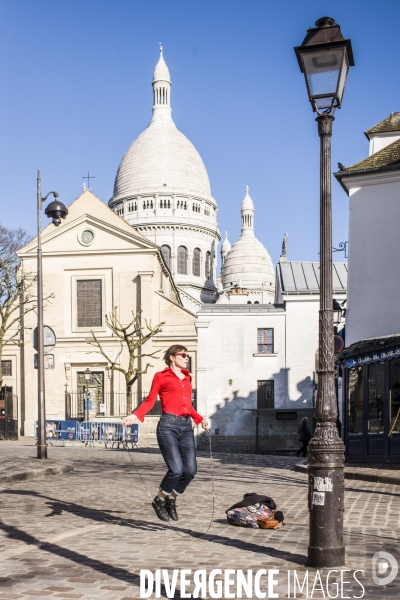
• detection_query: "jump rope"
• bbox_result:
[120,431,215,538]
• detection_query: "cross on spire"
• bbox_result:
[82,171,95,190]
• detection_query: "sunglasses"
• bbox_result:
[174,352,190,359]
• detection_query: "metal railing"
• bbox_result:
[65,389,197,420]
[65,391,147,419]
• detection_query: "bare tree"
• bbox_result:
[0,224,36,387]
[90,308,165,413]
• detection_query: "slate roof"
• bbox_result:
[278,261,347,294]
[365,112,400,139]
[339,138,400,173]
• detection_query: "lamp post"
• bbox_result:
[294,17,354,567]
[84,368,92,422]
[107,365,114,416]
[37,171,68,459]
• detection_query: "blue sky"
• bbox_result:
[0,0,399,266]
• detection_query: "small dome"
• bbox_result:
[221,232,231,252]
[241,186,254,211]
[153,46,171,83]
[221,188,275,291]
[221,235,275,289]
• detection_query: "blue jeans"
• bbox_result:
[156,413,197,495]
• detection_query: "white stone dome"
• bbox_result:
[221,236,275,289]
[112,47,212,202]
[221,188,275,290]
[112,118,211,201]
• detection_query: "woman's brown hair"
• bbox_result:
[163,344,187,366]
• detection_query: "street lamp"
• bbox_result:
[36,171,68,460]
[294,17,354,568]
[333,299,343,329]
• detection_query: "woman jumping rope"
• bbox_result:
[122,345,209,522]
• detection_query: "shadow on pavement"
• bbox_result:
[2,489,307,567]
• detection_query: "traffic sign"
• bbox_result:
[334,335,344,354]
[32,326,57,353]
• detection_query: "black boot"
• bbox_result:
[152,496,169,522]
[166,496,178,521]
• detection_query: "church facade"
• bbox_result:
[16,190,197,439]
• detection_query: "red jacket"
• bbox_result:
[133,368,204,425]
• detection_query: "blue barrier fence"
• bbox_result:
[35,420,139,448]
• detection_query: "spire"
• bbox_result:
[152,45,172,121]
[240,186,255,236]
[221,231,231,265]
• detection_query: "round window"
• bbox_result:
[80,230,94,245]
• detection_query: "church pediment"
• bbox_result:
[19,190,157,257]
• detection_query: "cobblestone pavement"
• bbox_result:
[0,440,73,483]
[0,440,399,599]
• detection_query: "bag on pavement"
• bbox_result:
[226,493,285,529]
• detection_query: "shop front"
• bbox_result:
[338,336,400,463]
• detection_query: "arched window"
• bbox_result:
[192,248,201,277]
[161,245,171,270]
[177,246,188,275]
[205,251,211,279]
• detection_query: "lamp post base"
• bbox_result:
[308,422,346,568]
[308,545,345,568]
[37,443,48,460]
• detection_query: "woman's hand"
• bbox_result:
[122,414,139,427]
[201,418,210,431]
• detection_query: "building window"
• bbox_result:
[177,246,188,275]
[192,248,201,277]
[205,251,211,279]
[1,361,11,377]
[161,245,171,270]
[257,380,274,409]
[77,280,102,327]
[257,328,274,353]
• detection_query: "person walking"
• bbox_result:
[297,416,311,457]
[122,345,209,522]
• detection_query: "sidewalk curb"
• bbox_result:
[294,462,400,485]
[0,460,74,485]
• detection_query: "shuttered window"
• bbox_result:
[1,361,11,377]
[192,248,201,276]
[161,245,171,270]
[77,280,102,327]
[205,251,211,279]
[257,380,274,409]
[257,328,274,353]
[177,246,188,275]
